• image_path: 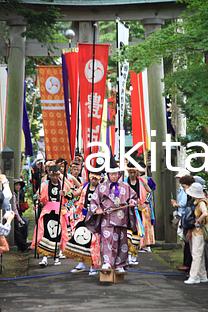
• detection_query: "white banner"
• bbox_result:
[117,19,129,131]
[0,65,7,151]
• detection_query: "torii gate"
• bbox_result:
[0,0,185,242]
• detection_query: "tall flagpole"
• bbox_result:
[89,22,97,154]
[54,161,66,261]
[116,18,121,160]
[64,29,75,159]
[76,90,80,153]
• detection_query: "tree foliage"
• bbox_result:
[1,0,64,156]
[126,0,208,144]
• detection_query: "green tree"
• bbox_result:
[126,0,208,144]
[1,1,68,156]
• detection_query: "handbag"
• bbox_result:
[19,202,29,213]
[202,224,208,242]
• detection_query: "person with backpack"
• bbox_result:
[184,182,208,284]
[0,211,15,254]
[177,175,195,271]
[0,173,12,212]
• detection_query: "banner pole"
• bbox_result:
[34,162,43,259]
[76,89,80,153]
[116,18,121,160]
[89,22,97,154]
[54,161,66,261]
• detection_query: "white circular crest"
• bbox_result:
[85,59,104,83]
[113,233,119,241]
[103,254,110,262]
[103,230,111,239]
[99,184,106,193]
[121,244,128,253]
[97,157,105,165]
[74,226,91,245]
[47,220,61,238]
[101,219,107,227]
[109,193,115,201]
[117,210,124,219]
[45,76,60,94]
[51,187,59,196]
[114,197,121,207]
[115,256,121,265]
[92,192,98,200]
[120,187,126,195]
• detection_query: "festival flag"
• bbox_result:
[37,66,71,163]
[22,82,33,156]
[78,43,109,159]
[107,96,116,155]
[117,19,129,131]
[142,69,151,151]
[0,65,7,151]
[61,53,71,154]
[62,48,79,160]
[130,70,151,155]
[100,99,108,146]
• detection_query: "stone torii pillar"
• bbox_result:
[5,20,26,179]
[143,18,168,241]
[72,21,99,44]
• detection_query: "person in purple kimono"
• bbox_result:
[85,158,137,273]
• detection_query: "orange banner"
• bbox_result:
[37,66,71,163]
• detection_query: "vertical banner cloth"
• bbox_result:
[0,65,7,151]
[107,96,116,156]
[78,43,109,159]
[142,69,151,151]
[37,66,71,163]
[130,70,150,155]
[100,99,108,146]
[117,19,129,131]
[22,81,33,156]
[62,49,79,160]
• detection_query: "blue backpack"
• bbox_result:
[181,205,195,230]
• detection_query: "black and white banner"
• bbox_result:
[117,19,129,131]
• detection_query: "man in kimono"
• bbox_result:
[65,171,102,275]
[86,158,137,273]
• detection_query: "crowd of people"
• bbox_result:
[0,153,208,285]
[171,169,208,284]
[29,154,156,274]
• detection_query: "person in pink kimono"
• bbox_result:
[31,165,70,267]
[86,158,137,273]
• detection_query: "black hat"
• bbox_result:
[126,161,145,172]
[48,165,61,175]
[88,157,104,175]
[106,156,121,173]
[14,179,25,188]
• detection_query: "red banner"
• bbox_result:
[130,71,147,155]
[64,49,79,160]
[78,43,109,159]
